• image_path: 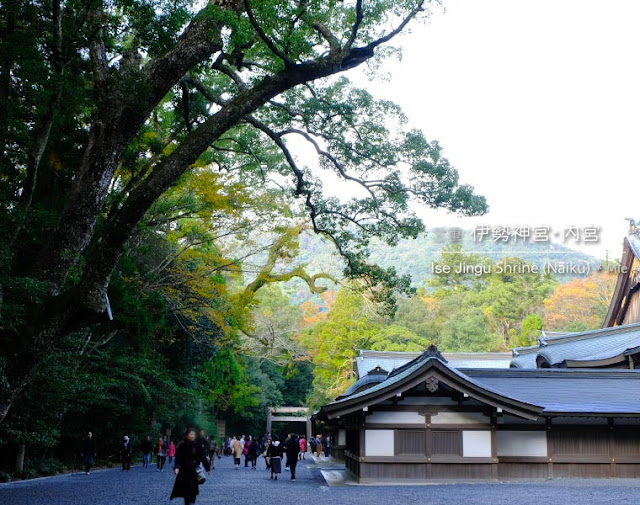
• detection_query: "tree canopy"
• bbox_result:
[0,0,487,422]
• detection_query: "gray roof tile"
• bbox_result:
[465,369,640,414]
[330,351,640,416]
[510,322,640,367]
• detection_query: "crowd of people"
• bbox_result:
[116,433,180,472]
[222,432,331,481]
[81,428,332,503]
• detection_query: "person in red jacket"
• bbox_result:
[167,439,176,464]
[298,435,306,460]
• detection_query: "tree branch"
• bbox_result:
[346,0,364,49]
[311,21,341,52]
[366,1,425,51]
[243,0,293,67]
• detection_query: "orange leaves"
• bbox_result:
[543,271,617,331]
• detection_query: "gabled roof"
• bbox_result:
[318,346,543,421]
[318,346,640,421]
[510,322,640,368]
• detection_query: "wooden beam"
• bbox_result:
[271,407,308,414]
[270,416,308,423]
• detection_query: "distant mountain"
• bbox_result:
[366,228,602,286]
[291,227,602,296]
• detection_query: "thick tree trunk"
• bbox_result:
[0,1,374,423]
[16,443,26,473]
[76,56,353,313]
[1,8,225,424]
[31,8,224,294]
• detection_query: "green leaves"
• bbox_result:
[2,0,489,442]
[428,246,557,351]
[297,286,426,406]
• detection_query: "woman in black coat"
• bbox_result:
[170,428,211,505]
[266,434,284,480]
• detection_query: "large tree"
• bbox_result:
[0,0,486,422]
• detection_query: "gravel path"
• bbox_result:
[1,454,640,505]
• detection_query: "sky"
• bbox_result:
[345,0,640,260]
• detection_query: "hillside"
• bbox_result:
[296,227,601,283]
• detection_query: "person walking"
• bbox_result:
[168,439,176,465]
[283,434,291,471]
[196,430,210,466]
[298,435,306,460]
[142,436,153,469]
[324,434,331,458]
[315,434,323,458]
[231,435,243,470]
[120,435,132,471]
[286,434,300,481]
[266,435,283,480]
[208,437,217,470]
[243,435,251,467]
[263,436,272,470]
[170,428,211,505]
[248,435,260,469]
[156,436,167,471]
[81,431,96,475]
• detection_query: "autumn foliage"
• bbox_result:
[543,271,617,332]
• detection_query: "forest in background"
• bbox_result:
[0,218,617,480]
[0,0,618,482]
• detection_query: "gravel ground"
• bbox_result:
[1,454,640,505]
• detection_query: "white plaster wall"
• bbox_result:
[338,429,346,446]
[496,431,547,457]
[364,430,394,456]
[431,412,489,425]
[367,411,425,424]
[462,430,492,457]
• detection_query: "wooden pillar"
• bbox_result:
[266,408,272,434]
[609,418,617,477]
[491,424,498,480]
[306,418,312,444]
[547,418,553,479]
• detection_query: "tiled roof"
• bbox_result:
[356,351,418,378]
[465,368,640,415]
[338,367,389,398]
[356,350,512,377]
[321,348,543,421]
[509,352,537,368]
[323,348,640,418]
[510,322,640,368]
